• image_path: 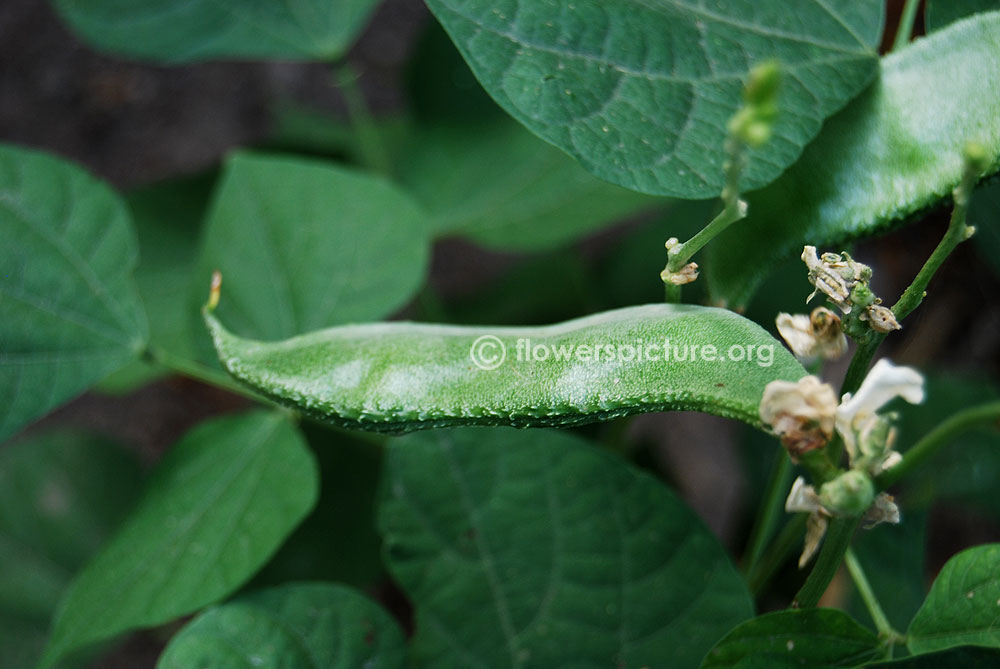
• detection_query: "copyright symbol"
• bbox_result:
[470,335,506,371]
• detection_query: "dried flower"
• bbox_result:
[661,262,699,286]
[776,307,847,362]
[784,477,829,567]
[862,493,901,529]
[802,246,872,314]
[801,512,829,567]
[760,376,838,457]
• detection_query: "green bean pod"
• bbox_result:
[204,301,805,432]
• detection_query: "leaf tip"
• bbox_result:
[205,270,222,312]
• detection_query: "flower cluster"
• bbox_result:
[760,359,924,566]
[801,246,900,334]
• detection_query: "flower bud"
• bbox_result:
[818,470,875,516]
[863,304,901,333]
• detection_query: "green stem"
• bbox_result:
[664,282,682,304]
[743,450,793,576]
[146,345,257,400]
[892,160,978,321]
[666,140,747,273]
[333,63,392,176]
[793,515,860,608]
[892,0,922,52]
[877,400,1000,489]
[748,514,807,595]
[845,548,895,640]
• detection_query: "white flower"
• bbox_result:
[836,359,924,466]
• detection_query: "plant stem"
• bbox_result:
[743,450,793,576]
[877,400,1000,489]
[793,515,860,608]
[664,282,681,304]
[892,0,922,52]
[145,345,255,399]
[333,63,392,176]
[845,548,895,639]
[892,157,979,321]
[748,514,807,595]
[666,140,747,273]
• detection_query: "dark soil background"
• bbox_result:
[2,0,999,666]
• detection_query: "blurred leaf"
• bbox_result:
[50,0,380,63]
[379,427,753,667]
[265,100,413,166]
[426,0,883,197]
[252,422,385,589]
[0,431,143,669]
[40,411,317,668]
[701,609,881,669]
[926,1,1000,32]
[399,120,663,250]
[908,543,1000,655]
[707,14,1000,307]
[894,374,1000,517]
[99,173,216,393]
[193,152,431,345]
[158,583,404,669]
[848,512,927,633]
[0,143,147,442]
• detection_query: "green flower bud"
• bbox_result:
[963,140,990,174]
[818,470,875,516]
[744,60,781,110]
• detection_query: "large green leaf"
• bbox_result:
[425,0,884,197]
[398,119,663,250]
[50,0,380,63]
[39,411,317,668]
[0,431,144,669]
[908,543,1000,655]
[707,13,1000,307]
[378,428,754,668]
[157,583,405,669]
[0,144,147,442]
[926,0,1000,32]
[204,302,807,432]
[193,152,431,344]
[700,609,881,669]
[99,173,215,393]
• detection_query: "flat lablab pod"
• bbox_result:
[202,275,805,432]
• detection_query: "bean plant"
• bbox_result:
[3,0,1000,667]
